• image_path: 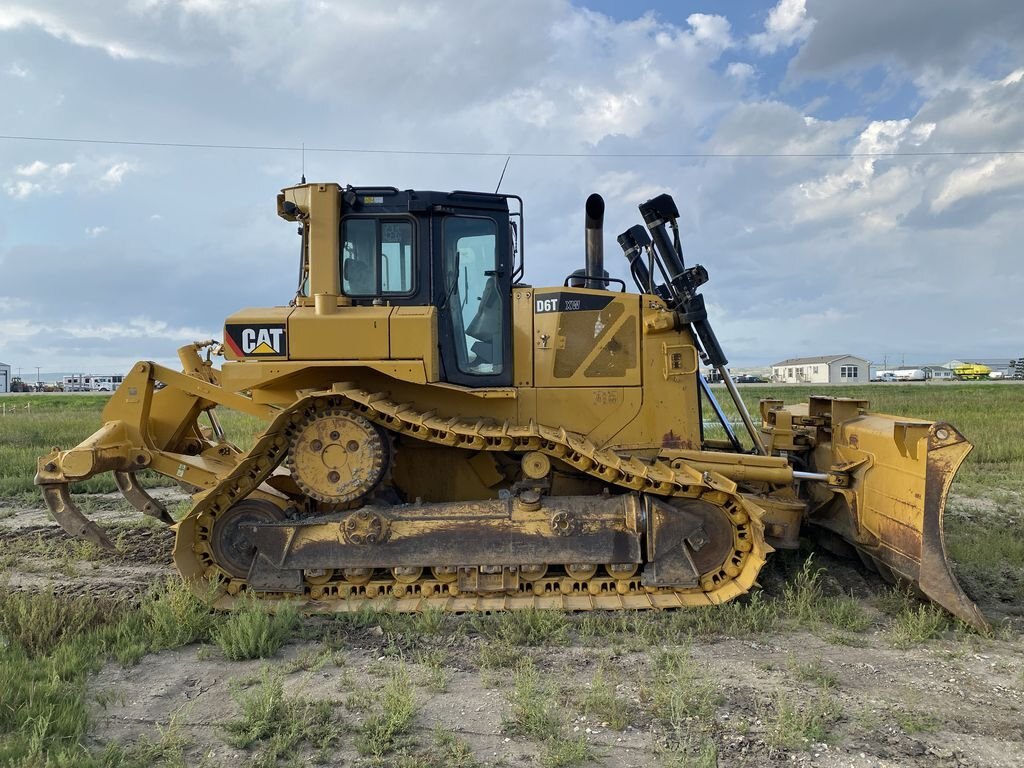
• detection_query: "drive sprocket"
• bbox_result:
[286,408,388,503]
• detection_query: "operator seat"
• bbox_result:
[465,276,501,365]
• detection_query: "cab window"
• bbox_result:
[443,217,503,375]
[341,217,414,296]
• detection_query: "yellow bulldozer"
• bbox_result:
[36,182,987,630]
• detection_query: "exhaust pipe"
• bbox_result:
[584,193,605,289]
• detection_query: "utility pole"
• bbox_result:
[35,366,40,387]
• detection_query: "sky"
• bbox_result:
[1,0,1022,375]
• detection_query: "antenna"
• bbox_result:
[301,142,306,184]
[494,155,511,194]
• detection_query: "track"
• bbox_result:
[173,385,770,611]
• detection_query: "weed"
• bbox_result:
[0,581,222,765]
[658,736,719,768]
[763,690,842,751]
[893,706,941,734]
[142,576,215,651]
[820,595,873,632]
[473,608,570,647]
[781,557,825,627]
[430,727,481,767]
[504,659,561,741]
[413,606,448,635]
[822,631,869,648]
[356,664,418,759]
[416,648,452,692]
[503,658,593,767]
[650,648,721,730]
[104,709,191,767]
[541,735,593,768]
[477,637,521,672]
[581,665,632,730]
[0,588,123,657]
[787,657,840,690]
[282,646,331,674]
[213,597,299,660]
[889,603,950,648]
[223,669,341,765]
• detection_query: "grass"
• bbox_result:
[888,603,951,648]
[504,658,594,768]
[581,664,633,730]
[649,647,721,730]
[213,596,300,660]
[0,579,215,766]
[355,664,418,760]
[224,669,341,766]
[0,393,264,496]
[763,690,843,751]
[471,608,571,647]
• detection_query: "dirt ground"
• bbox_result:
[2,491,1023,767]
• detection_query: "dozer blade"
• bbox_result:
[807,404,987,631]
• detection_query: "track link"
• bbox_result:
[173,386,770,610]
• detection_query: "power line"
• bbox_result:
[0,133,1022,159]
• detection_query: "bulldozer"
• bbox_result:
[35,182,987,630]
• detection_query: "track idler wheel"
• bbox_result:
[210,499,286,580]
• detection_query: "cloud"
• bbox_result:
[4,156,139,198]
[725,62,756,83]
[98,160,138,187]
[931,155,1024,213]
[686,14,732,50]
[0,4,151,59]
[791,0,1024,78]
[85,225,107,237]
[749,0,815,55]
[6,61,28,77]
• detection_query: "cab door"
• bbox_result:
[436,213,512,387]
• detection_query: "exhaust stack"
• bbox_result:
[584,193,605,289]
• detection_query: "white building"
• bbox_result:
[0,362,9,393]
[771,355,869,384]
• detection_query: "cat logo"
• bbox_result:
[224,323,288,357]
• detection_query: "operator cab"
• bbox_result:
[294,186,521,388]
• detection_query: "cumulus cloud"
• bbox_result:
[85,225,107,237]
[98,160,138,187]
[4,160,74,197]
[792,0,1024,78]
[749,0,815,54]
[725,62,756,83]
[4,156,139,198]
[0,2,190,61]
[686,13,732,50]
[6,61,28,77]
